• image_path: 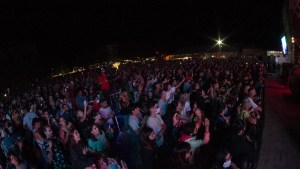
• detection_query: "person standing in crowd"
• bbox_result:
[128,103,146,134]
[43,125,70,169]
[98,69,110,98]
[67,129,94,169]
[7,153,27,169]
[56,103,72,122]
[146,102,166,147]
[99,99,114,126]
[227,120,251,169]
[87,124,108,154]
[140,127,158,169]
[22,106,38,132]
[157,91,167,117]
[212,148,239,169]
[178,118,210,163]
[58,116,74,145]
[76,90,86,110]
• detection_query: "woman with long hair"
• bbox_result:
[58,116,74,145]
[67,129,94,169]
[140,127,157,169]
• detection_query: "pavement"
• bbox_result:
[257,75,300,169]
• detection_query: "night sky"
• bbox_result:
[0,0,284,88]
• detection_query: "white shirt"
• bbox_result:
[248,97,258,109]
[23,112,38,131]
[99,107,114,125]
[166,87,176,103]
[147,115,164,147]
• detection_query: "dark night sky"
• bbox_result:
[0,0,284,87]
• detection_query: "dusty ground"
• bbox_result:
[257,76,300,169]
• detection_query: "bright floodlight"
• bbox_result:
[217,39,223,45]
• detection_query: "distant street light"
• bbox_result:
[217,39,223,46]
[216,39,223,58]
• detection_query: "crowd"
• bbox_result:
[0,56,266,169]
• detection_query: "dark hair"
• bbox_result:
[247,87,255,94]
[94,154,108,168]
[87,124,103,141]
[169,142,191,168]
[147,101,157,111]
[67,128,81,148]
[32,118,41,129]
[216,102,226,115]
[129,103,140,114]
[141,127,155,150]
[231,119,245,135]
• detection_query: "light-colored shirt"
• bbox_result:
[147,115,164,147]
[129,115,140,132]
[23,112,38,131]
[248,97,258,109]
[158,99,167,116]
[99,107,114,125]
[166,87,176,103]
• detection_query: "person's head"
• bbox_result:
[1,128,10,138]
[167,83,172,91]
[172,142,192,164]
[32,118,41,130]
[194,107,205,120]
[164,82,172,91]
[243,84,251,94]
[58,116,67,126]
[94,155,119,169]
[215,148,232,168]
[141,127,156,147]
[89,124,100,138]
[148,101,158,115]
[130,103,141,117]
[194,83,200,91]
[43,125,53,139]
[9,153,21,166]
[100,99,108,108]
[248,87,256,97]
[181,92,190,102]
[63,104,69,111]
[172,101,183,112]
[241,98,251,110]
[77,90,83,97]
[77,109,84,118]
[68,129,81,145]
[216,102,227,115]
[160,90,167,100]
[95,155,109,169]
[154,82,161,91]
[232,119,245,135]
